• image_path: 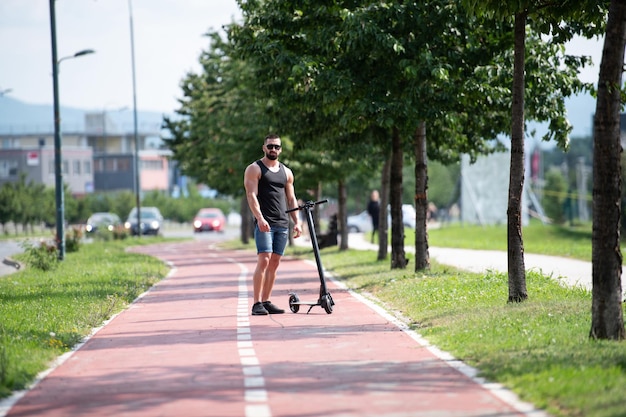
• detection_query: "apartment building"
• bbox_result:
[0,111,172,196]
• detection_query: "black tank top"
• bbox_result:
[256,160,289,228]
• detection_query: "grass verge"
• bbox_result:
[0,238,170,398]
[424,220,595,261]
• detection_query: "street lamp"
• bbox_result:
[128,0,141,237]
[49,0,95,260]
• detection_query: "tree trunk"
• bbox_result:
[414,122,430,270]
[507,11,528,303]
[338,179,348,251]
[240,196,251,244]
[378,155,391,261]
[590,0,626,341]
[390,126,407,269]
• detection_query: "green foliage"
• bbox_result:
[0,181,237,237]
[426,161,460,209]
[543,167,568,224]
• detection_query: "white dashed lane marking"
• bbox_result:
[230,258,273,417]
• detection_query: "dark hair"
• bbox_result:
[264,134,280,142]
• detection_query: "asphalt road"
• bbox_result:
[0,240,24,276]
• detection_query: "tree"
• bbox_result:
[163,30,273,243]
[232,0,518,269]
[590,0,626,341]
[464,0,608,302]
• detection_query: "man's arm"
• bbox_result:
[243,163,270,231]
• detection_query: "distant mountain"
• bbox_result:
[1,92,596,140]
[0,96,172,135]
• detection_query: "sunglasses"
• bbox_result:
[266,144,281,150]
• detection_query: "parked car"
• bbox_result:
[124,206,163,236]
[85,212,122,233]
[346,204,416,233]
[193,208,226,233]
[347,210,373,233]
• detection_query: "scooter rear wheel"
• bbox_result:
[289,293,300,313]
[321,294,333,314]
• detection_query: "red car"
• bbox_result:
[193,208,226,232]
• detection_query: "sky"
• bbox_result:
[0,0,242,115]
[0,1,605,120]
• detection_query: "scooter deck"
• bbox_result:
[290,300,321,306]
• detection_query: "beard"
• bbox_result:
[265,152,278,160]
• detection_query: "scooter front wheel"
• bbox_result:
[289,293,300,313]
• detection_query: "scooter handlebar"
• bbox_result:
[286,199,328,213]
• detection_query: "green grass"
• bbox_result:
[417,220,595,261]
[0,237,170,398]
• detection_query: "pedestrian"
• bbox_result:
[244,134,303,315]
[367,190,380,243]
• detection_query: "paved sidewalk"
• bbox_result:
[1,240,547,417]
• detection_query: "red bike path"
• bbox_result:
[2,240,547,417]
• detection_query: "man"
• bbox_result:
[244,134,303,315]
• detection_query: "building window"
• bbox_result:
[84,160,92,174]
[0,160,17,178]
[94,159,104,173]
[73,160,81,175]
[62,160,69,174]
[49,160,55,174]
[117,158,131,172]
[105,158,116,171]
[142,159,163,170]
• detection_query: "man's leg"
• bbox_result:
[251,253,271,315]
[252,225,273,315]
[261,253,281,301]
[260,228,288,314]
[260,253,285,314]
[253,253,271,304]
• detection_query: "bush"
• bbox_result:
[20,240,58,271]
[92,225,128,241]
[65,227,83,253]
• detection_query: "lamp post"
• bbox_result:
[50,0,95,260]
[128,0,141,237]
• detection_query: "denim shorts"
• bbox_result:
[254,226,289,255]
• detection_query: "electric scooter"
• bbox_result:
[286,199,335,314]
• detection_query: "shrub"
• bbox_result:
[65,227,83,253]
[20,239,58,271]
